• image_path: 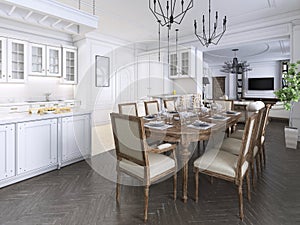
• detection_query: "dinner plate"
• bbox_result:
[144,115,156,119]
[192,122,209,127]
[212,115,226,120]
[147,121,165,127]
[226,111,237,114]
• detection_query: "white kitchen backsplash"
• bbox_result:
[0,76,74,103]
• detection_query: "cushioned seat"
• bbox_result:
[194,150,248,178]
[230,130,244,140]
[120,152,175,179]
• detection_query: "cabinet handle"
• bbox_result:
[10,107,18,110]
[3,75,5,77]
[8,75,11,78]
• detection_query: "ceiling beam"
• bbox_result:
[7,5,16,16]
[24,11,33,20]
[267,0,276,8]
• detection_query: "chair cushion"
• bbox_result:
[230,129,244,139]
[194,149,248,178]
[221,138,242,155]
[119,152,175,179]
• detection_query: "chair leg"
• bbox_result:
[238,183,244,220]
[251,161,256,190]
[195,169,199,202]
[256,155,261,176]
[116,169,121,205]
[144,185,149,222]
[246,170,251,201]
[262,143,266,167]
[173,172,177,200]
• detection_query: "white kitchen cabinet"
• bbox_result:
[16,119,58,175]
[46,46,61,77]
[29,43,46,76]
[137,52,164,99]
[62,47,77,84]
[0,37,7,82]
[61,114,90,164]
[0,124,15,181]
[169,48,195,79]
[7,39,28,83]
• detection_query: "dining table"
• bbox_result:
[144,110,241,202]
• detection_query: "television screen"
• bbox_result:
[248,78,274,90]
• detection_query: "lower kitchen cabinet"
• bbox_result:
[60,114,90,165]
[16,119,58,174]
[0,124,15,180]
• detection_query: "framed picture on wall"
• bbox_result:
[95,55,110,87]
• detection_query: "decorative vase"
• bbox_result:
[284,126,298,149]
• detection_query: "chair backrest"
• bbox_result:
[236,113,258,179]
[110,113,147,166]
[164,99,176,111]
[118,103,138,116]
[214,100,233,111]
[261,104,271,137]
[144,100,159,115]
[247,101,265,112]
[192,93,202,108]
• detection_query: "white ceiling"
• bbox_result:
[56,0,300,64]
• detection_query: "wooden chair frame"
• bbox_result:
[118,102,138,116]
[110,113,177,222]
[163,99,176,111]
[213,99,234,111]
[144,100,159,115]
[194,113,259,220]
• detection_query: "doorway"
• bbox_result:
[212,77,226,99]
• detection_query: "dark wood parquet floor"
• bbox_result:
[0,120,299,225]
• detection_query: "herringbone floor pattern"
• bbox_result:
[0,121,299,225]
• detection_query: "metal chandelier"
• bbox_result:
[194,0,227,47]
[149,0,194,29]
[220,49,252,74]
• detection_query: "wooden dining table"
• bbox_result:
[144,111,241,202]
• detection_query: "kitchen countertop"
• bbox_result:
[0,99,79,107]
[0,109,91,125]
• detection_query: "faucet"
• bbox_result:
[45,93,51,102]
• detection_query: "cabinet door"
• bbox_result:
[0,38,7,82]
[169,52,178,78]
[62,48,77,84]
[7,39,27,83]
[29,43,46,76]
[180,51,190,76]
[149,53,164,95]
[137,55,150,99]
[0,124,15,181]
[61,115,90,162]
[47,46,61,77]
[17,119,58,174]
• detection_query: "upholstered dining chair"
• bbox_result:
[118,102,138,116]
[229,104,271,167]
[163,99,176,111]
[110,113,177,222]
[144,100,159,115]
[220,108,263,187]
[214,99,233,111]
[194,113,258,220]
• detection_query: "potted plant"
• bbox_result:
[274,61,300,149]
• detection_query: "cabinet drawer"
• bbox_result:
[0,105,29,113]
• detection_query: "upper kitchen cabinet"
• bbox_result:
[169,47,196,79]
[6,39,28,83]
[47,46,62,77]
[62,47,77,84]
[29,44,62,77]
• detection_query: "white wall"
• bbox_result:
[243,61,281,98]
